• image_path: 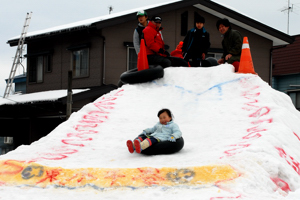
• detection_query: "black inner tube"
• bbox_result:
[120,66,164,84]
[141,137,184,155]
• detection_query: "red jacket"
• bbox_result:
[143,21,165,56]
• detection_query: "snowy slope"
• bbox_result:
[1,65,300,199]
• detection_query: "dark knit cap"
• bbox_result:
[195,15,205,23]
[216,18,231,29]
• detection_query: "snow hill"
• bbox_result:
[1,65,300,200]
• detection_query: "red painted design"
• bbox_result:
[30,88,124,161]
[242,132,262,140]
[0,160,24,175]
[74,124,98,131]
[104,170,126,186]
[249,107,270,118]
[251,118,273,125]
[271,177,291,193]
[66,130,98,138]
[222,83,273,158]
[61,138,93,147]
[36,169,61,184]
[275,147,300,175]
[133,168,165,185]
[210,195,242,199]
[224,144,251,157]
[62,172,97,185]
[293,132,300,141]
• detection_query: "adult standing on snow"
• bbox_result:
[143,15,171,68]
[216,18,242,71]
[182,15,211,67]
[133,10,148,54]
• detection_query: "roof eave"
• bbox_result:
[7,0,294,46]
[198,0,294,46]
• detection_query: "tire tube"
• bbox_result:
[205,57,219,66]
[167,56,189,67]
[120,66,164,84]
[141,137,184,155]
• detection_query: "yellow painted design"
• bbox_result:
[0,160,238,189]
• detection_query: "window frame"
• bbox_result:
[28,54,51,84]
[71,48,90,78]
[287,90,300,110]
[127,46,137,70]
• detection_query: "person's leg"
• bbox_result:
[126,134,147,153]
[147,55,171,68]
[126,140,135,153]
[190,56,202,67]
[134,137,159,153]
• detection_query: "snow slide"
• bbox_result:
[1,65,300,200]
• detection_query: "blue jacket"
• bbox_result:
[182,27,210,59]
[143,121,182,141]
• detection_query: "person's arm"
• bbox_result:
[218,58,225,64]
[171,123,182,139]
[205,32,211,55]
[228,31,243,56]
[143,123,158,134]
[143,29,161,53]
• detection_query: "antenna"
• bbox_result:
[281,0,293,34]
[108,6,113,15]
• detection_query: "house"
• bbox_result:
[0,85,117,148]
[7,0,294,92]
[5,73,27,94]
[272,34,300,110]
[4,0,294,149]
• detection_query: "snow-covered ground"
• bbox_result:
[1,65,300,199]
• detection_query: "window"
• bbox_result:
[181,11,188,36]
[207,52,223,60]
[28,54,50,83]
[288,91,300,110]
[72,48,89,78]
[127,47,137,70]
[4,137,13,144]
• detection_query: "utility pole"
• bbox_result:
[281,0,293,34]
[66,70,73,120]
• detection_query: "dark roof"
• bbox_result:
[0,84,117,119]
[7,0,294,46]
[5,73,26,83]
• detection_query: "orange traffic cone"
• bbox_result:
[237,37,257,74]
[137,39,149,71]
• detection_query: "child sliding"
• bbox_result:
[126,108,182,154]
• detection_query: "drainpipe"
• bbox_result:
[100,35,106,85]
[270,45,287,88]
[269,48,273,87]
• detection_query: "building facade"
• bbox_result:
[272,34,300,110]
[7,0,294,95]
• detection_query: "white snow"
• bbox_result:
[1,65,300,199]
[0,89,89,105]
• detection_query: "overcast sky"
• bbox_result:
[0,0,299,96]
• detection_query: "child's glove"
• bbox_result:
[168,135,176,142]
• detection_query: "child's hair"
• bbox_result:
[157,108,173,120]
